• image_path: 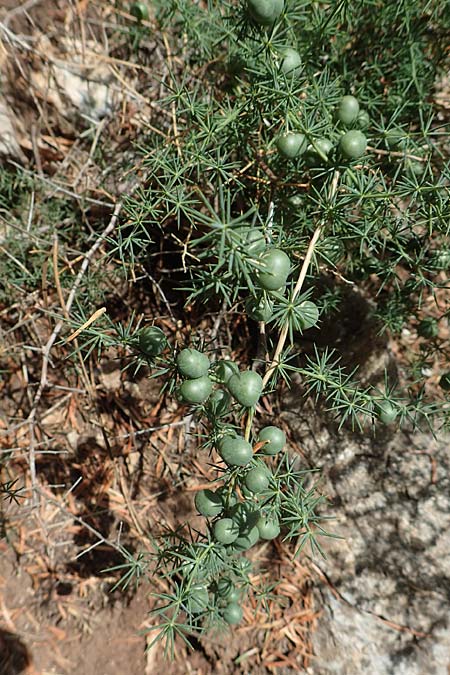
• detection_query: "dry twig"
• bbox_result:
[27,201,124,502]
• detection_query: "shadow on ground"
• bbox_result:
[0,629,30,675]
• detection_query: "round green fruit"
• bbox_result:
[257,515,280,540]
[287,194,303,209]
[417,318,438,339]
[256,248,291,292]
[245,228,266,255]
[258,426,286,455]
[339,130,367,159]
[218,435,253,466]
[385,126,406,149]
[216,577,234,597]
[276,132,308,159]
[179,376,212,404]
[215,359,240,384]
[315,138,333,157]
[207,388,232,417]
[356,110,370,130]
[214,517,240,544]
[194,489,223,518]
[176,348,210,379]
[231,525,259,551]
[439,372,450,391]
[222,602,243,625]
[227,370,263,407]
[298,301,319,331]
[215,485,239,508]
[247,0,284,26]
[305,138,334,166]
[233,226,266,255]
[244,466,270,493]
[405,159,425,178]
[186,585,209,614]
[337,95,360,126]
[431,250,450,271]
[234,558,252,574]
[130,2,149,21]
[375,399,397,425]
[137,326,167,357]
[320,238,345,264]
[245,295,273,322]
[315,138,334,156]
[279,47,302,77]
[229,502,260,530]
[226,588,240,604]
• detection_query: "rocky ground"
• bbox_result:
[282,296,450,675]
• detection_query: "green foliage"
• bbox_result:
[2,0,446,656]
[94,0,450,652]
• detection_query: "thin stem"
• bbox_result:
[262,225,322,388]
[244,407,254,442]
[262,170,340,389]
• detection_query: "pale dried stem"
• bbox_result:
[27,200,124,503]
[367,145,427,162]
[261,226,322,388]
[262,170,341,389]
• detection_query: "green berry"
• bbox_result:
[385,126,406,149]
[375,399,398,425]
[178,376,213,404]
[218,435,253,467]
[245,295,273,322]
[214,517,240,544]
[305,138,333,166]
[207,388,232,417]
[216,577,234,597]
[298,301,319,331]
[247,0,284,26]
[276,132,308,159]
[356,110,370,130]
[337,95,360,126]
[194,489,223,517]
[137,326,167,357]
[231,525,259,552]
[130,2,149,21]
[279,47,302,77]
[177,348,210,379]
[257,515,280,540]
[244,466,270,493]
[258,426,286,455]
[215,360,240,384]
[222,602,243,625]
[227,370,263,408]
[339,130,367,159]
[186,585,209,614]
[256,249,291,292]
[417,318,438,339]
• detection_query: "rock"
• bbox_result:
[0,98,23,159]
[30,36,117,120]
[283,384,450,675]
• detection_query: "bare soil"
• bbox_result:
[1,545,148,675]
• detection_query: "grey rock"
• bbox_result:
[283,384,450,675]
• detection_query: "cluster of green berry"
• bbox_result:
[241,0,370,166]
[121,0,445,638]
[208,224,320,330]
[134,328,288,623]
[276,93,369,164]
[130,1,149,22]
